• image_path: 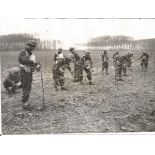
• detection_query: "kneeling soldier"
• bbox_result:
[3,67,22,94]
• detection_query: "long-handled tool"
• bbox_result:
[40,66,45,111]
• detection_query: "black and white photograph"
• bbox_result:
[1,18,155,135]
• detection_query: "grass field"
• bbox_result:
[1,50,155,134]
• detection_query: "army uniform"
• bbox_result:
[139,52,150,71]
[125,53,133,68]
[115,55,126,80]
[102,50,109,75]
[69,47,81,81]
[3,67,22,94]
[52,57,72,90]
[18,40,40,109]
[79,52,94,85]
[122,53,133,76]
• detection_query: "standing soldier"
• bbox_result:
[52,57,72,91]
[3,67,22,94]
[54,48,65,63]
[69,47,81,82]
[79,51,94,85]
[18,40,41,110]
[139,52,150,71]
[113,51,120,78]
[114,54,126,81]
[126,52,133,68]
[123,52,134,75]
[102,50,109,75]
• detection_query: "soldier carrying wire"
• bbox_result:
[18,40,41,110]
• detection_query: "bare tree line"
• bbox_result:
[87,35,155,52]
[0,33,62,51]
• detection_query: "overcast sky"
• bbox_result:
[1,18,155,48]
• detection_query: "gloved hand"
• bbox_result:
[35,62,41,72]
[15,81,22,88]
[70,71,74,76]
[91,68,94,72]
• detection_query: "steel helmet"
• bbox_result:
[85,51,90,55]
[58,48,63,53]
[69,47,75,51]
[9,67,20,75]
[26,40,37,47]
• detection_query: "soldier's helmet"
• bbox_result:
[69,47,75,51]
[58,48,63,53]
[103,50,107,54]
[116,50,119,54]
[26,40,37,47]
[9,67,20,75]
[85,51,90,55]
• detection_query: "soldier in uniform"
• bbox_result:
[125,52,133,68]
[69,47,81,82]
[114,54,126,81]
[102,50,109,75]
[79,51,94,85]
[18,40,41,110]
[52,57,72,91]
[122,52,134,76]
[3,67,22,94]
[139,52,150,71]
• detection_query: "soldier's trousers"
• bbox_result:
[20,69,32,103]
[115,65,123,79]
[102,62,108,71]
[53,72,64,88]
[123,66,127,75]
[141,62,148,69]
[74,64,81,81]
[79,67,92,82]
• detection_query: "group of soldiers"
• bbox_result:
[3,40,151,110]
[52,47,95,91]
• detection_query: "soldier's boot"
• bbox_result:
[11,87,16,94]
[106,70,109,75]
[118,75,124,81]
[118,78,124,81]
[22,102,33,111]
[61,86,68,90]
[89,80,95,85]
[54,83,59,91]
[73,78,78,82]
[79,81,83,85]
[6,87,12,94]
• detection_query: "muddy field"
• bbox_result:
[1,50,155,134]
